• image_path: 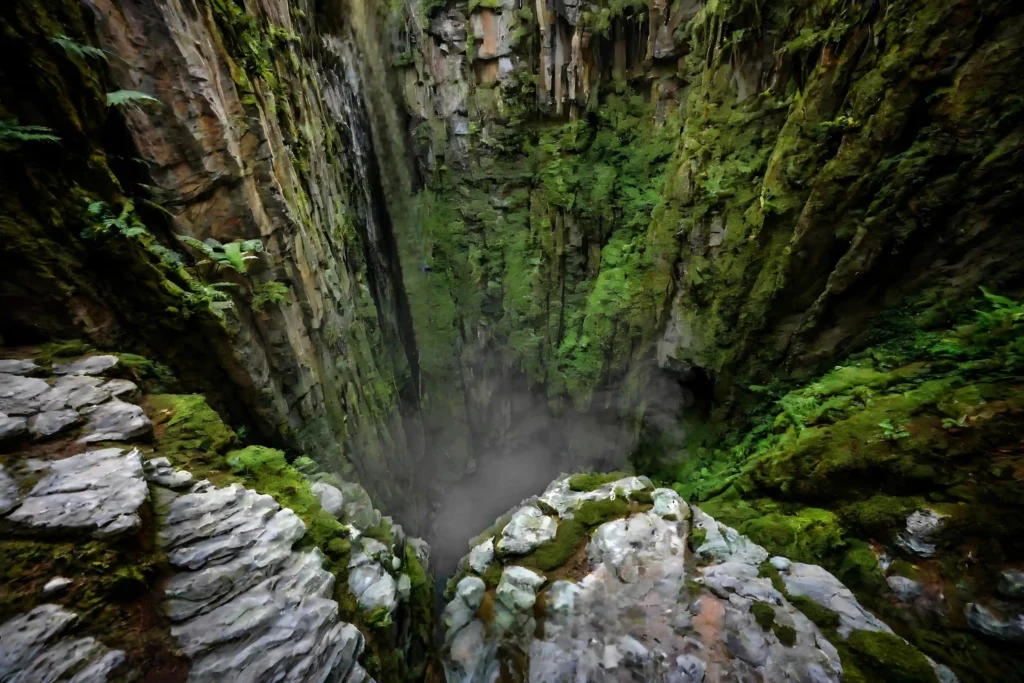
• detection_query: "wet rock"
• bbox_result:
[0,465,18,514]
[496,505,557,555]
[588,511,685,581]
[469,10,517,60]
[0,413,27,443]
[445,576,485,638]
[42,576,73,597]
[966,602,1024,641]
[0,373,50,416]
[652,487,689,519]
[496,565,544,612]
[397,573,412,601]
[539,474,648,516]
[5,448,147,538]
[0,604,126,682]
[157,479,368,680]
[27,409,80,439]
[691,506,768,565]
[998,569,1024,600]
[888,575,925,603]
[348,560,398,614]
[896,509,948,558]
[78,399,153,443]
[312,481,345,517]
[339,481,380,531]
[0,359,37,375]
[53,355,119,376]
[469,537,495,573]
[143,457,195,490]
[781,562,893,637]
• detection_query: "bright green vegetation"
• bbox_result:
[572,497,631,526]
[750,601,776,630]
[567,471,626,492]
[512,518,589,573]
[677,291,1024,680]
[843,630,938,683]
[145,392,431,680]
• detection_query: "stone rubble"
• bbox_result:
[0,604,126,682]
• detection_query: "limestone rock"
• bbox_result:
[651,487,688,520]
[780,561,893,637]
[966,602,1024,641]
[0,413,27,443]
[496,566,544,612]
[539,475,648,516]
[409,537,431,569]
[0,604,126,682]
[53,355,119,376]
[888,575,925,603]
[338,481,380,531]
[144,457,194,490]
[470,10,517,59]
[896,509,948,558]
[156,480,367,681]
[444,576,485,639]
[496,505,557,555]
[27,409,80,439]
[0,373,50,416]
[78,399,153,443]
[42,576,73,597]
[312,481,345,517]
[469,537,494,573]
[0,464,19,515]
[0,359,37,375]
[5,448,147,538]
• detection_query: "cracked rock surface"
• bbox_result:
[0,604,126,682]
[442,474,956,683]
[150,465,373,683]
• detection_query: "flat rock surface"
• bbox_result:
[78,399,152,443]
[0,359,38,375]
[154,475,373,683]
[4,448,147,538]
[53,355,119,376]
[0,604,126,682]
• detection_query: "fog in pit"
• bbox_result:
[419,367,702,581]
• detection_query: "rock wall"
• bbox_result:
[0,0,427,522]
[386,0,1024,473]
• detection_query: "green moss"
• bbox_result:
[481,562,503,588]
[773,623,797,647]
[689,527,708,551]
[573,497,631,526]
[34,340,92,365]
[514,518,589,573]
[115,353,176,389]
[630,489,653,504]
[149,394,236,456]
[789,595,841,630]
[845,630,938,683]
[750,601,776,630]
[568,472,626,492]
[366,605,393,628]
[839,496,918,537]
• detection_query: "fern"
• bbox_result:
[177,235,264,274]
[251,280,292,312]
[106,90,161,109]
[51,35,108,61]
[0,120,60,144]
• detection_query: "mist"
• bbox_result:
[421,366,693,578]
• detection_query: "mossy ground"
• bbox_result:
[673,292,1024,681]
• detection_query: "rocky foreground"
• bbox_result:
[0,351,427,682]
[442,474,960,683]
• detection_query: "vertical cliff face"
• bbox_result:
[386,0,1024,477]
[0,0,431,523]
